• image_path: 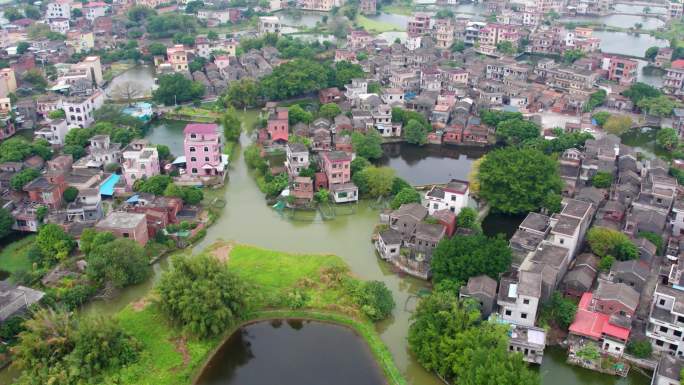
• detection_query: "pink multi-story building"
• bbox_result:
[122,139,161,188]
[602,55,638,86]
[267,107,289,143]
[183,123,224,177]
[167,44,188,72]
[321,151,351,185]
[407,13,431,35]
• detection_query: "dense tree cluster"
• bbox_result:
[153,73,205,105]
[85,236,151,289]
[347,280,395,321]
[158,254,250,338]
[12,309,140,385]
[351,131,384,160]
[587,227,639,261]
[431,234,511,285]
[478,147,562,215]
[408,289,539,385]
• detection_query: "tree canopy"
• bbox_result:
[587,227,639,261]
[408,289,539,385]
[153,73,205,106]
[86,238,150,289]
[478,147,562,215]
[603,114,633,135]
[404,119,429,145]
[495,118,540,145]
[351,131,383,160]
[657,128,679,150]
[431,234,511,285]
[35,224,76,265]
[623,82,661,104]
[219,106,241,142]
[390,187,422,209]
[12,309,140,385]
[158,254,250,338]
[352,166,395,198]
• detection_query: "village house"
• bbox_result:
[509,212,552,265]
[83,2,108,20]
[424,179,469,215]
[460,275,498,318]
[258,16,281,35]
[0,282,44,322]
[285,143,309,178]
[121,140,161,188]
[95,212,149,245]
[653,355,682,385]
[497,270,543,327]
[183,123,227,182]
[569,292,632,357]
[266,107,289,144]
[63,90,105,128]
[47,0,71,19]
[561,253,599,298]
[34,118,68,146]
[23,171,67,209]
[74,135,121,169]
[0,68,17,98]
[320,151,358,203]
[166,45,189,72]
[601,56,637,85]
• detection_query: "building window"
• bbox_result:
[505,309,512,316]
[523,299,530,305]
[521,313,528,319]
[660,299,667,306]
[189,147,195,152]
[661,326,669,333]
[123,233,129,238]
[191,157,196,162]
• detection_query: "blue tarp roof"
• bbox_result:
[100,174,120,196]
[126,194,139,203]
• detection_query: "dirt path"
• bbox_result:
[211,243,233,263]
[171,337,191,371]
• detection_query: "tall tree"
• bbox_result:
[219,106,241,142]
[351,131,383,159]
[86,238,150,288]
[431,234,512,284]
[404,119,428,145]
[158,254,250,338]
[478,147,562,214]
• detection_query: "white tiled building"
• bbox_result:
[63,90,104,128]
[424,179,470,215]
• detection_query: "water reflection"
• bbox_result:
[194,320,385,385]
[377,142,485,185]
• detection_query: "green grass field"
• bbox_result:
[0,235,35,279]
[106,243,407,385]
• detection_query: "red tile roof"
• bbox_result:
[569,293,630,341]
[672,59,684,69]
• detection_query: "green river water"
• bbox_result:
[0,111,651,385]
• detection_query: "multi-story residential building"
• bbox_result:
[569,291,632,357]
[344,78,368,101]
[665,61,684,93]
[49,18,70,34]
[407,13,431,36]
[69,56,104,87]
[0,68,17,98]
[83,2,107,20]
[424,179,469,215]
[360,0,376,14]
[464,21,486,45]
[320,151,351,186]
[647,283,684,356]
[285,143,310,177]
[348,30,373,50]
[258,16,281,35]
[167,45,189,72]
[320,150,357,203]
[602,56,637,85]
[486,59,529,81]
[195,37,211,59]
[547,198,594,258]
[47,0,71,19]
[34,118,68,146]
[63,90,104,128]
[267,107,289,143]
[670,0,684,19]
[497,270,543,327]
[653,355,683,385]
[183,123,226,178]
[67,31,95,54]
[478,23,520,48]
[434,18,454,49]
[122,140,161,188]
[23,171,67,209]
[546,66,598,95]
[300,0,337,11]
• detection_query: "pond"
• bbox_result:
[377,142,484,185]
[620,126,669,159]
[559,14,665,30]
[194,320,386,385]
[593,31,669,58]
[277,10,326,27]
[613,3,666,15]
[105,65,157,99]
[366,12,409,30]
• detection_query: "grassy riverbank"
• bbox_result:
[105,243,407,385]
